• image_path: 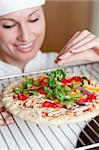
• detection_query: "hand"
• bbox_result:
[0,106,14,126]
[55,30,99,65]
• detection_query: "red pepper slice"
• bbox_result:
[83,108,92,112]
[42,101,56,108]
[55,103,65,108]
[42,101,65,108]
[73,76,82,82]
[62,78,72,85]
[18,93,29,101]
[37,88,47,96]
[62,76,81,85]
[79,93,96,103]
[86,93,96,102]
[39,81,48,86]
[39,77,48,86]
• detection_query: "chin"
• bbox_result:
[21,53,36,62]
[16,47,39,62]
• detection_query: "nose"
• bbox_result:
[17,23,30,42]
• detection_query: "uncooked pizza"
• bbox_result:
[1,69,99,125]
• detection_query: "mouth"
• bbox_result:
[15,42,34,53]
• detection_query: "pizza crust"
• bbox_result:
[1,72,99,125]
[3,101,99,125]
[2,93,99,125]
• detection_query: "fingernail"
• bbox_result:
[55,58,58,63]
[59,52,72,59]
[57,60,63,65]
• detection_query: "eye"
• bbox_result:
[29,18,39,23]
[3,24,16,29]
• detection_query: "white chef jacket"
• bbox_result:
[0,50,58,77]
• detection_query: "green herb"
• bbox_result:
[48,69,67,81]
[44,87,54,100]
[23,90,29,95]
[63,86,72,94]
[30,91,39,96]
[64,100,75,109]
[54,88,66,101]
[14,88,21,94]
[48,78,56,88]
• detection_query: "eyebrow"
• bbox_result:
[0,9,40,21]
[29,9,40,17]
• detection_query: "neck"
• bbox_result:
[0,53,26,72]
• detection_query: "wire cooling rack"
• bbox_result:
[0,62,99,150]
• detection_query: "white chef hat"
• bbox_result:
[0,0,46,16]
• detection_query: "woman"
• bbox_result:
[0,0,99,129]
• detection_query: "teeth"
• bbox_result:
[18,43,32,49]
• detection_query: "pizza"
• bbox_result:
[1,69,99,125]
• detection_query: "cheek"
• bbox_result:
[36,21,46,43]
[0,30,16,43]
[31,17,46,37]
[34,25,45,48]
[33,26,45,38]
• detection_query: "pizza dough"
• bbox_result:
[1,69,99,125]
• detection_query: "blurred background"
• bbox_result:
[42,0,99,52]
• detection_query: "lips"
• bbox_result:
[15,42,34,52]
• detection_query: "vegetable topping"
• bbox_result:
[13,69,98,110]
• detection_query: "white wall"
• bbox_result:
[91,1,99,37]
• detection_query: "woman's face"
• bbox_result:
[0,6,46,67]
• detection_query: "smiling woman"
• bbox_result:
[0,4,47,70]
[0,0,58,75]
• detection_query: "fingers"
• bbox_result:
[59,30,90,56]
[71,38,96,53]
[1,111,11,118]
[59,31,81,55]
[0,106,6,113]
[55,51,72,63]
[57,52,83,65]
[0,106,14,126]
[59,37,97,60]
[55,30,88,62]
[55,30,99,64]
[56,31,81,60]
[0,118,14,126]
[0,113,14,126]
[65,31,81,47]
[67,34,96,53]
[65,30,91,52]
[57,49,99,65]
[0,106,11,118]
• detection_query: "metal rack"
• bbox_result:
[0,62,99,150]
